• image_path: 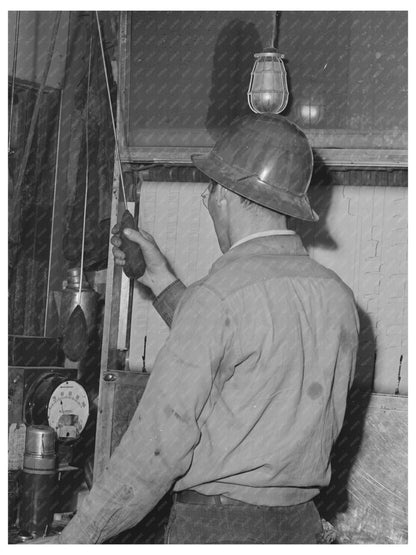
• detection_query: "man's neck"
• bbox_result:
[229,215,289,248]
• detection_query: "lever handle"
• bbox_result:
[119,209,146,279]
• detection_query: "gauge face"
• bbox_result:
[47,381,89,440]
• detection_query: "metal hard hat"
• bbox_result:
[192,114,318,221]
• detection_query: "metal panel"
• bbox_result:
[330,394,407,543]
[109,371,149,453]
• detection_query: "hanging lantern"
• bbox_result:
[247,12,288,115]
[247,47,289,114]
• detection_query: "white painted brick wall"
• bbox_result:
[294,185,407,394]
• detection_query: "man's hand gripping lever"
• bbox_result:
[111,221,178,296]
[118,210,146,279]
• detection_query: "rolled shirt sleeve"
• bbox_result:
[58,283,230,543]
[152,278,186,327]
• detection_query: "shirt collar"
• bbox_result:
[211,232,308,274]
[230,230,296,250]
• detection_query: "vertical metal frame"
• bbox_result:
[93,11,131,480]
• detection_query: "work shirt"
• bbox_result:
[58,233,359,543]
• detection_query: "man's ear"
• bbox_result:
[216,185,229,207]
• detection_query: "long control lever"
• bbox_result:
[96,13,146,280]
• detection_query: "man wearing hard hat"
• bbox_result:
[43,114,359,544]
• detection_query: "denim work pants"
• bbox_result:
[164,498,323,544]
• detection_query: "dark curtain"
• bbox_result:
[62,14,115,271]
[8,84,61,335]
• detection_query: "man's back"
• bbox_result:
[173,234,359,506]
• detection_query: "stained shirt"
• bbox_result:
[58,233,359,543]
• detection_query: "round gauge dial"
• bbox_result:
[47,381,89,440]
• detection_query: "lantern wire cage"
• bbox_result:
[247,12,289,115]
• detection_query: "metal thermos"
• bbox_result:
[18,426,58,536]
[60,267,98,337]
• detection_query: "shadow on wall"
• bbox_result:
[289,160,376,525]
[288,156,337,250]
[315,306,375,525]
[206,19,262,139]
